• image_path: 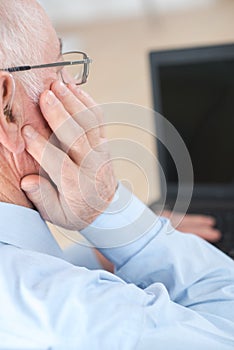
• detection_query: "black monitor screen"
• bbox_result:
[150,45,234,185]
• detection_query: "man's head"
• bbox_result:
[0,0,61,168]
[0,0,61,100]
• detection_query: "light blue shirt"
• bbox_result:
[0,183,233,349]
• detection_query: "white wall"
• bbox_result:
[39,0,219,25]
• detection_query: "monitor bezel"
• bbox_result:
[149,43,234,204]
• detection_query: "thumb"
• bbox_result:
[21,174,59,222]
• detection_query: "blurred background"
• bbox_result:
[39,0,234,107]
[38,1,234,246]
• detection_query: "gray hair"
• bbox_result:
[0,0,49,101]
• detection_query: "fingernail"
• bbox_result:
[21,182,39,193]
[22,125,38,139]
[57,81,68,96]
[46,91,57,105]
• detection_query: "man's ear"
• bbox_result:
[0,72,25,154]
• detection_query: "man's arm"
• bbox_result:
[6,193,234,349]
[81,182,234,301]
[80,183,234,347]
[5,198,234,349]
[92,210,221,272]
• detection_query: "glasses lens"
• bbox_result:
[61,52,87,85]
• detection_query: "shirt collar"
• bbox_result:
[0,202,63,258]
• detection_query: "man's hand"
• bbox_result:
[21,81,117,230]
[161,210,221,242]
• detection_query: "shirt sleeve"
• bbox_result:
[81,182,164,268]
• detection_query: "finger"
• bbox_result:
[68,84,106,138]
[40,90,91,163]
[21,174,66,224]
[161,211,216,227]
[51,81,102,147]
[181,226,222,242]
[161,211,220,242]
[22,125,77,189]
[181,214,216,226]
[168,213,216,229]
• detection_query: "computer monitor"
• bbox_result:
[149,43,234,203]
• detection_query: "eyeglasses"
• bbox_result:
[0,51,92,85]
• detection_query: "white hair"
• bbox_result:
[0,0,49,101]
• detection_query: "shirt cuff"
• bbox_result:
[80,182,164,268]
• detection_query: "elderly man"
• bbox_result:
[0,0,233,349]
